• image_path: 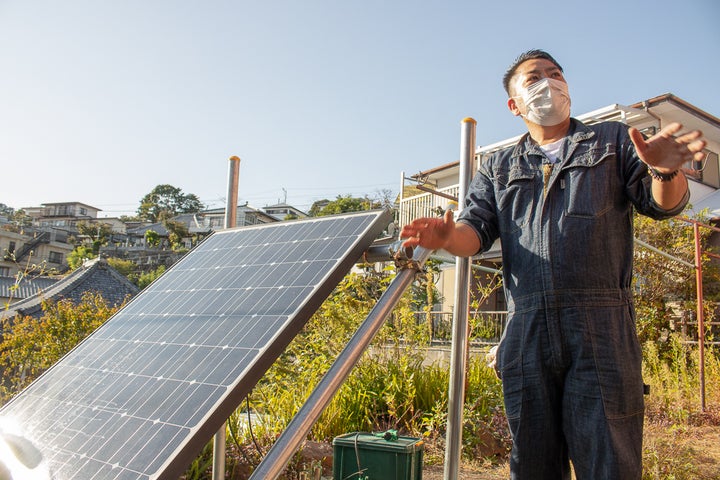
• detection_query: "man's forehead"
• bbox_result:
[515,58,561,75]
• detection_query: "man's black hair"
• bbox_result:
[502,49,563,95]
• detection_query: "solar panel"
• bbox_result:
[0,210,392,480]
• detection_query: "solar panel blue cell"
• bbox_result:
[0,210,392,480]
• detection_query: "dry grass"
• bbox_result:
[642,405,720,480]
[419,406,720,480]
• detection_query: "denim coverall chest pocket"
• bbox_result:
[495,165,536,234]
[562,146,616,218]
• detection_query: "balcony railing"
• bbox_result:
[398,185,460,227]
[674,317,720,346]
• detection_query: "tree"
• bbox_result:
[309,191,397,217]
[76,221,114,253]
[374,188,398,211]
[312,195,378,217]
[1,208,31,233]
[106,257,137,278]
[145,230,161,247]
[0,203,14,217]
[163,219,189,251]
[308,199,331,217]
[137,265,166,289]
[67,245,97,270]
[0,292,124,403]
[137,184,204,222]
[632,207,720,355]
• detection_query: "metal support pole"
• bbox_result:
[431,254,502,276]
[212,427,226,480]
[634,237,694,268]
[362,241,413,264]
[249,246,433,480]
[213,155,241,480]
[694,222,706,412]
[444,117,476,480]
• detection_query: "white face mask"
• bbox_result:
[514,78,571,126]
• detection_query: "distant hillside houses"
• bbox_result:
[0,200,309,293]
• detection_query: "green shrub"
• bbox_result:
[0,292,124,404]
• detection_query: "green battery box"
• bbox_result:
[332,431,424,480]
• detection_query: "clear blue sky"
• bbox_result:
[1,0,718,217]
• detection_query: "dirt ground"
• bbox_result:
[421,421,720,480]
[421,463,508,479]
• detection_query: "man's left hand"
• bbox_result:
[629,122,706,173]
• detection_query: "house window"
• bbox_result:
[684,149,719,188]
[0,267,9,276]
[48,251,64,264]
[8,241,15,254]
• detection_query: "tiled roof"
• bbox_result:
[0,276,59,300]
[1,258,139,321]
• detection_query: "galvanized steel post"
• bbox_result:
[444,118,476,480]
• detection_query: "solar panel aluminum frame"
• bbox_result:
[0,209,393,480]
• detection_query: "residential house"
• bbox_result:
[201,204,280,229]
[262,203,309,221]
[24,202,101,228]
[100,217,128,235]
[0,201,109,276]
[0,227,74,277]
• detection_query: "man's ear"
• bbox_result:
[507,97,522,117]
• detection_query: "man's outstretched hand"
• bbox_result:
[629,122,706,173]
[400,209,455,250]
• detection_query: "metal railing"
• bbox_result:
[674,317,720,346]
[412,310,507,345]
[398,185,460,227]
[13,231,49,262]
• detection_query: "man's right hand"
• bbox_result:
[401,209,482,257]
[400,209,456,250]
